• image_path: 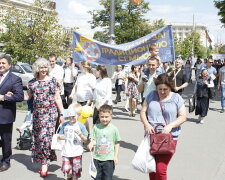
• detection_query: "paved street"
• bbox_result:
[1,81,225,180]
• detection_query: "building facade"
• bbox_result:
[170,22,209,47]
[0,0,56,41]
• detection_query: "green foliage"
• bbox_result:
[0,0,73,63]
[88,0,165,44]
[218,44,225,53]
[174,31,207,59]
[214,0,225,26]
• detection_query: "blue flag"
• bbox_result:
[72,25,175,65]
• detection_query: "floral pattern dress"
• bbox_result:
[127,73,139,99]
[28,77,59,164]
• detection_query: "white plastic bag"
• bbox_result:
[132,134,156,173]
[51,125,65,151]
[89,152,97,178]
[51,134,65,151]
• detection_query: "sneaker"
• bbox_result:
[220,109,225,113]
[200,120,204,124]
[199,116,204,124]
[124,107,129,112]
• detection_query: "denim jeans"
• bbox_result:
[221,84,225,109]
[94,159,115,180]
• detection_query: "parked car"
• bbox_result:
[11,62,34,88]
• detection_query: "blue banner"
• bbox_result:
[72,25,175,65]
[211,53,225,60]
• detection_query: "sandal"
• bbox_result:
[67,174,72,180]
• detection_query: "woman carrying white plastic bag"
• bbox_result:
[132,134,156,173]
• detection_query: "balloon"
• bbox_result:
[81,106,93,118]
[78,116,87,124]
[78,106,93,124]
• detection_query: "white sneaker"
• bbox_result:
[200,120,204,124]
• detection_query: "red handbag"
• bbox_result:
[150,125,176,155]
[149,100,176,155]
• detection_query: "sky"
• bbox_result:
[26,0,225,44]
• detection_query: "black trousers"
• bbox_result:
[94,159,115,180]
[0,123,13,166]
[62,83,74,109]
[115,84,122,102]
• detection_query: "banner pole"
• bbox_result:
[109,0,115,45]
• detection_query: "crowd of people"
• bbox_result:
[0,48,225,180]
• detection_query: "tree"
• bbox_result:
[88,0,165,44]
[218,44,225,53]
[214,0,225,26]
[0,0,72,63]
[174,31,207,59]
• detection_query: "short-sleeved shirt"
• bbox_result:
[75,72,96,102]
[90,123,121,161]
[206,66,217,76]
[140,72,157,98]
[59,121,88,157]
[112,71,126,85]
[145,91,184,140]
[219,66,225,85]
[174,69,188,93]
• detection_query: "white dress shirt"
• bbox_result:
[0,70,9,85]
[50,64,64,95]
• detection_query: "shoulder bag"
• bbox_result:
[189,95,196,113]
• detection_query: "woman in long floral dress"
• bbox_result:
[25,58,64,177]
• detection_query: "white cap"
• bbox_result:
[63,108,76,118]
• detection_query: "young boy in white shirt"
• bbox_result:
[59,108,88,180]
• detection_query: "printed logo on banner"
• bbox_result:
[81,42,101,61]
[74,36,101,62]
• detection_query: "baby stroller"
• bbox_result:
[16,111,33,150]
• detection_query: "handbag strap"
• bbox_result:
[55,124,62,134]
[158,94,168,125]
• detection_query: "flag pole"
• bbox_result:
[205,29,208,56]
[106,0,116,78]
[192,14,195,56]
[109,0,115,45]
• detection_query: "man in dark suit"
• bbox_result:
[0,54,24,172]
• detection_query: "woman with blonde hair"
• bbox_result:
[70,61,96,106]
[24,58,64,177]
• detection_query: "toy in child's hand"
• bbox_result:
[78,106,94,124]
